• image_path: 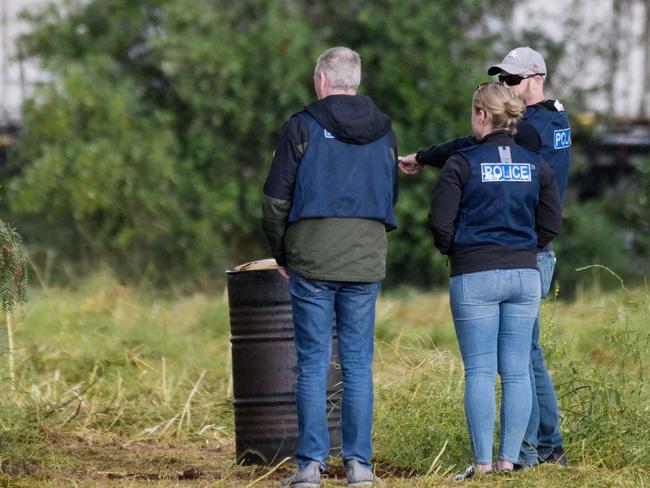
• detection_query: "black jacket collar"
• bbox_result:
[478,130,516,145]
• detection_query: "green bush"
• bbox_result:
[554,200,636,294]
[4,0,517,287]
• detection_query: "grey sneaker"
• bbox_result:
[452,465,476,482]
[345,459,381,487]
[280,461,322,488]
[452,465,496,481]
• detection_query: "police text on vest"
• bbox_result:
[553,128,571,149]
[481,163,532,182]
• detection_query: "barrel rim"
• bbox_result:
[226,259,279,274]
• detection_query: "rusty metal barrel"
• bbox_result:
[226,259,342,465]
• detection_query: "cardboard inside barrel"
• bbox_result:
[230,259,278,273]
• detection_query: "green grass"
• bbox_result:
[0,273,648,486]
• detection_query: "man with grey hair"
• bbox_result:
[314,47,361,90]
[263,46,398,487]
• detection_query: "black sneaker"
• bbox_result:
[541,446,568,467]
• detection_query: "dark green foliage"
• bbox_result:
[8,0,321,284]
[0,221,28,314]
[554,200,635,293]
[606,157,650,272]
[552,144,649,293]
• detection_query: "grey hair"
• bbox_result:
[314,47,361,90]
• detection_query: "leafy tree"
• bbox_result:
[5,0,546,288]
[9,0,317,283]
[332,0,516,286]
[0,220,28,388]
[0,221,27,313]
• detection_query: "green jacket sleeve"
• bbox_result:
[262,195,292,266]
[262,115,308,266]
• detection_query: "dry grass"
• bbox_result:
[0,273,647,486]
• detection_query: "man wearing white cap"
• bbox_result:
[488,46,570,469]
[399,46,570,469]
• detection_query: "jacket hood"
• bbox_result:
[304,95,392,144]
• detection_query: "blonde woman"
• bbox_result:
[427,83,562,480]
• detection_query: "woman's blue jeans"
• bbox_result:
[450,268,541,464]
[289,272,380,470]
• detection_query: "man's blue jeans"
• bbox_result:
[289,272,380,470]
[450,269,540,464]
[519,251,564,465]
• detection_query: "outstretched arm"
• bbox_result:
[417,135,476,168]
[399,135,476,175]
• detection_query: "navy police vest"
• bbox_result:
[288,112,397,230]
[523,103,571,201]
[454,143,541,250]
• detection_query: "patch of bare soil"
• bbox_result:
[2,431,419,486]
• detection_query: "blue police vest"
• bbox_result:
[288,112,397,230]
[454,143,541,250]
[523,103,571,201]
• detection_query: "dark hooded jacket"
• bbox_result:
[262,94,398,282]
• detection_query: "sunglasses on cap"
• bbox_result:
[475,81,493,91]
[498,73,544,86]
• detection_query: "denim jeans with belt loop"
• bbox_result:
[289,271,380,470]
[450,268,541,464]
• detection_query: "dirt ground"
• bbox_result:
[2,430,646,488]
[1,430,354,487]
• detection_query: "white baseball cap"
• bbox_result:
[487,47,547,76]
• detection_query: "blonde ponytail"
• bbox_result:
[473,83,525,131]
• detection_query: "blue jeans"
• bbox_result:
[519,251,564,465]
[289,272,380,470]
[450,269,541,464]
